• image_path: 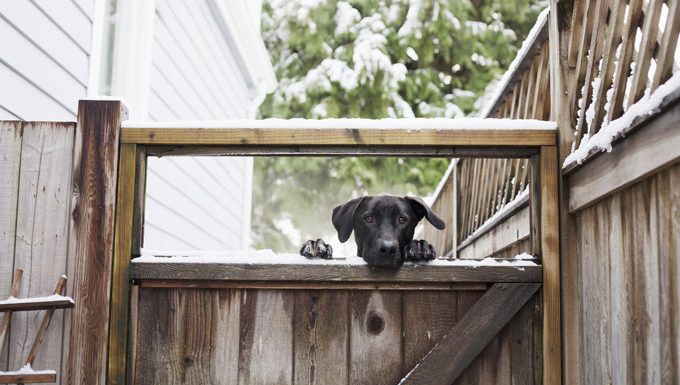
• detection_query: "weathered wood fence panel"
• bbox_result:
[0,100,125,385]
[132,287,542,385]
[569,162,680,385]
[0,121,75,385]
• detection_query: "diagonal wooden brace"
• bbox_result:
[23,275,68,366]
[399,282,541,385]
[0,269,23,354]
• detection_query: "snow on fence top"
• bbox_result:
[122,117,556,131]
[135,248,538,268]
[563,71,680,168]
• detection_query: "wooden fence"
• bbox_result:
[129,261,543,385]
[0,102,125,385]
[114,117,560,385]
[426,1,680,384]
[428,0,680,259]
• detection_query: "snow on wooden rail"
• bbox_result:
[120,118,557,147]
[129,250,541,286]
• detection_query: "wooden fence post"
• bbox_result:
[548,1,581,384]
[66,100,127,385]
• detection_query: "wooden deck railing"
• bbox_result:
[562,0,680,170]
[424,12,549,257]
[428,0,680,257]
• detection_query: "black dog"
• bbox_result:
[300,194,445,268]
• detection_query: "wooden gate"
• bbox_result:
[90,100,560,384]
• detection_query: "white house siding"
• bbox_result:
[0,0,94,120]
[142,0,262,250]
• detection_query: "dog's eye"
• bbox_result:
[364,215,374,223]
[398,216,407,224]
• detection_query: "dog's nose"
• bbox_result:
[378,240,398,257]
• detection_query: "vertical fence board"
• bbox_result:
[0,121,22,371]
[349,291,402,385]
[655,170,673,385]
[9,122,74,383]
[510,294,536,385]
[108,143,137,385]
[238,290,294,385]
[668,166,680,384]
[609,194,632,385]
[402,291,457,374]
[66,100,126,385]
[134,288,242,385]
[631,179,662,385]
[134,288,178,384]
[454,291,484,385]
[293,290,349,385]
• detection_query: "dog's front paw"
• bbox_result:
[300,239,333,259]
[404,240,436,262]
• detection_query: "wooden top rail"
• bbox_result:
[120,118,557,148]
[129,253,542,289]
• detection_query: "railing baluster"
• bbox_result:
[608,0,645,123]
[626,0,664,109]
[589,0,627,135]
[650,0,680,91]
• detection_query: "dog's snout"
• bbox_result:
[378,240,398,257]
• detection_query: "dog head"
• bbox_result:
[332,194,445,268]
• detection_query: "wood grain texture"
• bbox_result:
[108,143,137,385]
[137,279,487,291]
[402,291,457,374]
[540,145,561,385]
[0,298,74,312]
[0,269,22,369]
[0,121,23,370]
[569,161,680,385]
[454,291,484,385]
[121,126,557,146]
[293,290,349,385]
[0,372,57,383]
[130,261,542,283]
[0,124,22,347]
[134,288,241,385]
[568,102,680,211]
[399,283,540,385]
[457,205,530,260]
[349,291,402,385]
[143,144,540,158]
[238,290,294,385]
[9,122,75,385]
[66,100,126,385]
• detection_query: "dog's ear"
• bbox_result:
[404,196,446,230]
[332,197,365,243]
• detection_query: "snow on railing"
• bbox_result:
[564,0,680,168]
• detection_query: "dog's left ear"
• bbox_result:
[404,196,446,230]
[332,197,365,243]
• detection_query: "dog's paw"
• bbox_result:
[404,239,436,262]
[300,239,333,259]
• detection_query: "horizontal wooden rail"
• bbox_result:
[120,119,556,147]
[129,258,542,285]
[0,296,74,312]
[399,282,541,385]
[0,372,57,383]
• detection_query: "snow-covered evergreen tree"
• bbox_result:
[252,0,547,251]
[260,0,546,118]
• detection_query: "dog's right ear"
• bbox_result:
[332,197,365,243]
